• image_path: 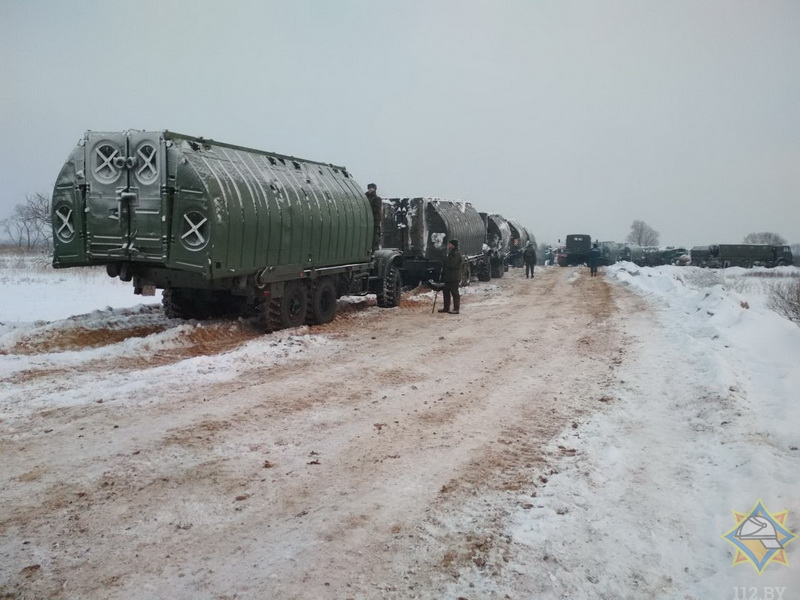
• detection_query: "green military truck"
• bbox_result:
[52,130,403,331]
[383,197,491,286]
[481,213,512,277]
[690,244,793,268]
[557,234,592,266]
[661,246,690,266]
[506,219,532,267]
[598,241,621,266]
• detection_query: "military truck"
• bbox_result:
[690,244,794,268]
[619,243,645,265]
[640,246,665,267]
[598,241,621,266]
[557,234,592,266]
[661,246,690,265]
[384,197,490,286]
[481,212,512,278]
[688,246,710,266]
[506,219,531,267]
[51,130,404,331]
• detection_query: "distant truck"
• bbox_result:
[640,246,665,267]
[619,243,644,265]
[481,213,512,278]
[557,234,592,266]
[690,244,793,268]
[661,246,690,266]
[383,197,490,286]
[506,219,533,267]
[598,241,621,266]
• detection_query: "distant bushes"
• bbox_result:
[768,278,800,324]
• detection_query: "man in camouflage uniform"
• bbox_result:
[365,183,382,251]
[523,241,537,278]
[589,242,602,277]
[438,239,463,314]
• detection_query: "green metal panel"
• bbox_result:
[389,197,486,260]
[53,131,373,282]
[54,131,170,264]
[169,186,212,275]
[51,146,88,266]
[126,131,167,260]
[83,132,130,259]
[165,132,372,280]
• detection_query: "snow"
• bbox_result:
[496,263,800,597]
[0,256,336,419]
[2,255,799,596]
[0,255,159,323]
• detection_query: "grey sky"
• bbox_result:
[1,0,798,246]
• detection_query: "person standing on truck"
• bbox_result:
[523,241,537,278]
[588,242,602,277]
[365,183,382,251]
[438,239,463,314]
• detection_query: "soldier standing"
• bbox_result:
[589,242,602,277]
[523,241,537,278]
[365,183,382,251]
[438,239,463,314]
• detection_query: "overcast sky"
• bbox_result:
[1,0,798,246]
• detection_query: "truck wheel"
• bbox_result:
[460,263,471,287]
[477,259,491,282]
[490,257,504,278]
[163,288,212,320]
[306,278,337,325]
[377,265,402,308]
[267,280,308,331]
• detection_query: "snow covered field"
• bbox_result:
[0,254,160,324]
[1,255,798,599]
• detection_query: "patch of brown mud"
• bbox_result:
[438,531,513,573]
[576,274,614,320]
[4,325,171,355]
[168,323,262,358]
[163,418,234,448]
[4,322,265,382]
[4,367,72,386]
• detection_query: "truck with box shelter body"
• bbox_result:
[690,244,793,268]
[51,130,403,330]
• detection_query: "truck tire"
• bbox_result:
[377,265,402,308]
[163,288,212,320]
[306,278,337,325]
[477,259,491,282]
[267,280,308,331]
[490,257,504,278]
[460,262,471,287]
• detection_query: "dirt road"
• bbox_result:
[1,265,640,599]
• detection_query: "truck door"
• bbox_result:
[84,131,166,261]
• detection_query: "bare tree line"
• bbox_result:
[626,220,660,246]
[1,193,52,250]
[623,219,793,249]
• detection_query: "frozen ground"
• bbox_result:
[1,255,798,599]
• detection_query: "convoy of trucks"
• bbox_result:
[49,130,796,334]
[50,130,534,331]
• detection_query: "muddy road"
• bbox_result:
[0,265,640,599]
